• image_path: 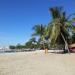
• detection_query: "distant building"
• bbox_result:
[0,46,10,53]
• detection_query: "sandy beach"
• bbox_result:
[0,51,75,75]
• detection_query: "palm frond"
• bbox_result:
[49,7,63,19]
[50,21,61,46]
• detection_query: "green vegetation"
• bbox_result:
[9,7,75,53]
[9,45,16,49]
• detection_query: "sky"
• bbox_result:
[0,0,75,47]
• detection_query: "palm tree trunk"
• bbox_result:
[61,33,70,53]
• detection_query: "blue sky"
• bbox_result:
[0,0,75,47]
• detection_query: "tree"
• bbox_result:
[32,24,46,49]
[71,33,75,43]
[16,43,23,49]
[9,45,16,49]
[29,37,37,49]
[25,41,33,49]
[25,38,36,49]
[46,7,75,53]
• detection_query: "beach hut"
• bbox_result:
[69,43,75,52]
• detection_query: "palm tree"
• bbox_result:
[47,7,75,53]
[29,37,36,44]
[32,24,46,49]
[30,37,37,49]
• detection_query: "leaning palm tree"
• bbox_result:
[32,24,46,49]
[47,7,75,53]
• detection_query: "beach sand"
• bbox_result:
[0,51,75,75]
